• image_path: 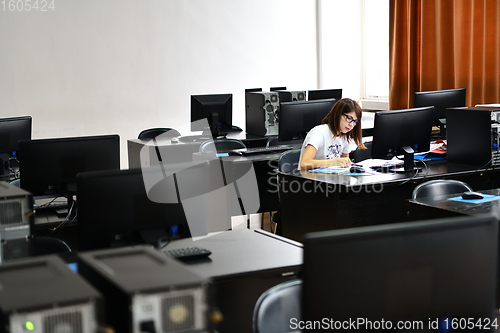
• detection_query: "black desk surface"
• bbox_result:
[409,188,500,218]
[287,160,498,188]
[164,228,303,279]
[164,228,302,333]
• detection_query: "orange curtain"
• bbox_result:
[389,0,500,110]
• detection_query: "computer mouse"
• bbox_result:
[349,166,366,174]
[170,137,180,144]
[461,191,484,200]
[227,151,243,156]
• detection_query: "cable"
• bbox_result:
[47,198,76,235]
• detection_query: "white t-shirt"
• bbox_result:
[299,124,351,165]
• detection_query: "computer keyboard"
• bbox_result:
[177,135,212,143]
[236,145,294,156]
[370,162,404,173]
[165,247,212,261]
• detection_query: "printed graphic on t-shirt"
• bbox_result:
[326,144,342,159]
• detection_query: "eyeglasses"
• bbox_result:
[342,114,359,126]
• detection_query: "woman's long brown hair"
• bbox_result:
[322,98,366,149]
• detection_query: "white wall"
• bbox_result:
[0,0,362,168]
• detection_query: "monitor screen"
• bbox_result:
[0,116,32,155]
[278,99,336,141]
[77,167,192,251]
[371,106,434,172]
[307,89,342,101]
[191,93,233,136]
[302,215,498,332]
[413,88,466,129]
[18,135,120,197]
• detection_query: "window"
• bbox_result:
[361,0,389,101]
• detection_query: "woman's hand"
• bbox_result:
[329,157,351,168]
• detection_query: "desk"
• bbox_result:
[408,188,500,220]
[165,229,303,333]
[128,131,270,169]
[279,161,500,241]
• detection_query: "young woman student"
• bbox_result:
[299,98,366,171]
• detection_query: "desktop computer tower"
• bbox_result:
[276,90,306,103]
[0,181,33,262]
[0,255,102,333]
[246,91,280,136]
[447,107,500,166]
[77,245,213,333]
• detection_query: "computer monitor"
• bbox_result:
[0,116,32,155]
[0,116,32,179]
[307,88,342,101]
[413,88,466,136]
[18,135,120,200]
[191,93,233,137]
[278,99,336,141]
[302,215,498,332]
[77,167,192,251]
[371,106,434,172]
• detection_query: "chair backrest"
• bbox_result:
[138,128,181,140]
[199,138,246,153]
[351,140,372,163]
[252,279,302,333]
[266,136,280,147]
[412,179,473,200]
[33,236,72,256]
[278,149,301,173]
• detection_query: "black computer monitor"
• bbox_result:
[18,135,120,199]
[278,99,336,141]
[302,215,498,332]
[77,167,193,251]
[0,116,32,179]
[413,88,466,136]
[307,88,342,101]
[371,106,434,172]
[191,93,233,137]
[0,116,32,155]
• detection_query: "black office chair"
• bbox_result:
[138,128,181,140]
[253,279,302,333]
[351,141,372,163]
[198,138,246,153]
[32,235,72,256]
[266,136,280,147]
[271,149,301,234]
[412,179,473,200]
[278,149,301,173]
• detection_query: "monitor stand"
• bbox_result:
[386,146,422,174]
[390,146,421,174]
